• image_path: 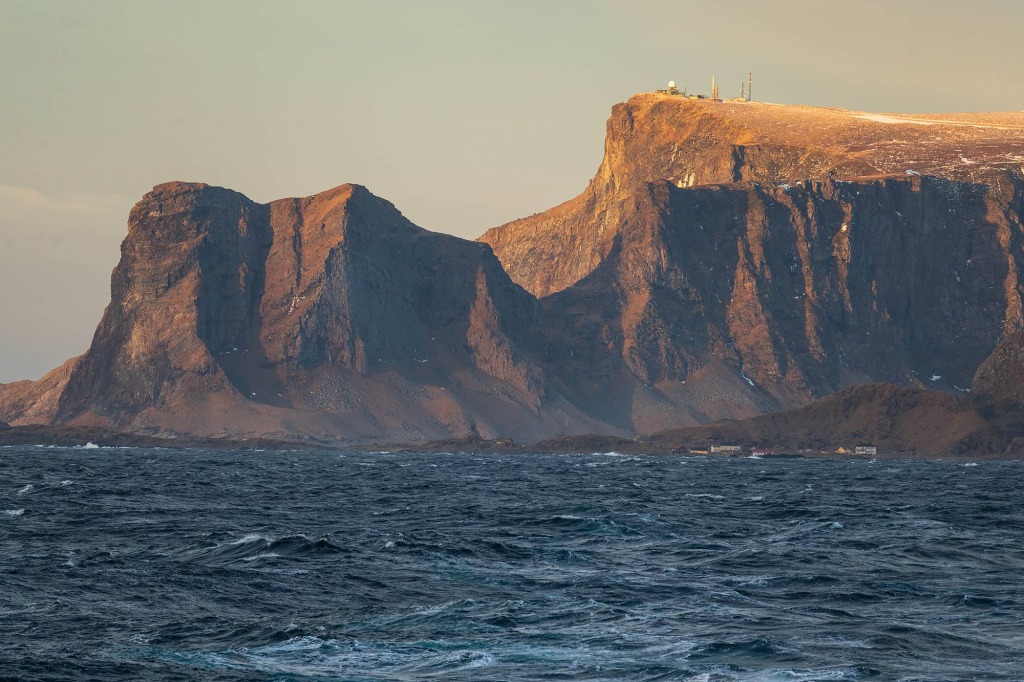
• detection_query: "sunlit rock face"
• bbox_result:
[3,95,1023,442]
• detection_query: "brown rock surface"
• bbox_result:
[646,383,999,456]
[3,182,618,441]
[480,94,1024,426]
[972,330,1024,408]
[481,94,1024,298]
[3,94,1024,444]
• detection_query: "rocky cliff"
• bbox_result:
[482,94,1024,421]
[3,94,1024,443]
[481,94,1024,297]
[2,182,619,441]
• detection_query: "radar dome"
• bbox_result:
[668,80,676,89]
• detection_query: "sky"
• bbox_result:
[2,0,1023,382]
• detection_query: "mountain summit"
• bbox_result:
[3,95,1023,443]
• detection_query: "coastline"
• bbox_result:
[2,425,1019,461]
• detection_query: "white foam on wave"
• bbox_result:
[962,462,979,467]
[401,649,498,673]
[749,495,765,501]
[4,508,25,516]
[82,442,100,449]
[173,634,413,675]
[685,493,725,501]
[242,553,281,562]
[61,480,73,486]
[17,484,33,495]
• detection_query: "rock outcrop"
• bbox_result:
[646,383,999,456]
[972,330,1024,410]
[3,94,1024,444]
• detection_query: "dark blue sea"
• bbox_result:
[1,448,1023,681]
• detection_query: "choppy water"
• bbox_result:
[1,448,1023,680]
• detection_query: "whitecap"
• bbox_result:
[17,484,33,495]
[963,462,979,467]
[4,509,25,516]
[60,480,73,486]
[749,495,765,501]
[242,553,281,562]
[83,442,100,449]
[685,493,725,500]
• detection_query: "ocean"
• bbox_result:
[1,447,1022,680]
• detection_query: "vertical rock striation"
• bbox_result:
[3,94,1024,442]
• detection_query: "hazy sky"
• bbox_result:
[2,0,1023,382]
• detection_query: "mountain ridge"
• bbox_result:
[2,94,1023,448]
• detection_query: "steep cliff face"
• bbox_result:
[479,94,1024,424]
[9,181,617,441]
[481,94,1024,298]
[3,94,1024,443]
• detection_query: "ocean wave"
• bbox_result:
[3,448,1024,680]
[180,533,348,565]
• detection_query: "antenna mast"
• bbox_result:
[748,71,753,102]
